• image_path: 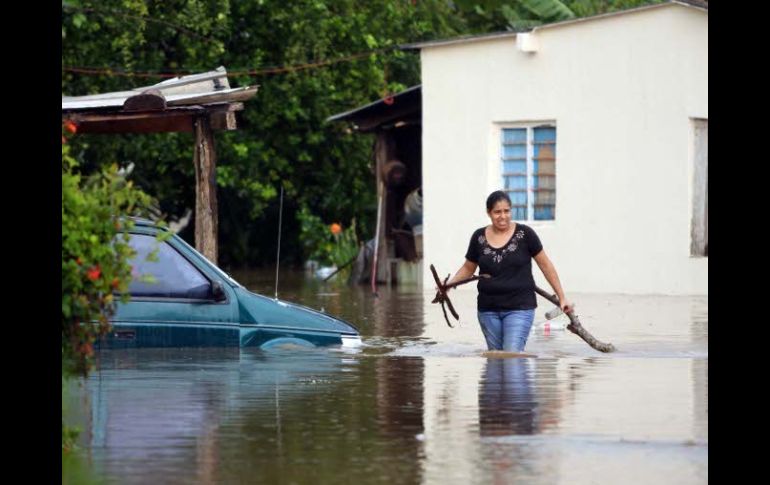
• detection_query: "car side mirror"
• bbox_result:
[211,280,227,301]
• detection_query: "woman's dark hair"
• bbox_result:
[486,190,512,211]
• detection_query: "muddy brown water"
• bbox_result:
[65,269,707,484]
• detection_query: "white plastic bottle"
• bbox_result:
[544,306,563,320]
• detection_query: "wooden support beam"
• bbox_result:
[70,108,201,134]
[194,115,219,265]
[210,111,237,130]
[65,102,244,134]
[374,132,397,284]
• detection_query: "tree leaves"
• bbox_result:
[62,0,658,267]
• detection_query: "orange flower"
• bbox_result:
[330,223,342,235]
[111,277,120,289]
[64,120,77,134]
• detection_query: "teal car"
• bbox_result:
[103,219,361,349]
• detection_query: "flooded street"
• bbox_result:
[67,270,707,484]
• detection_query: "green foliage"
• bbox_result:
[61,0,663,268]
[62,0,463,268]
[297,206,333,265]
[61,133,157,377]
[330,220,361,269]
[520,0,575,21]
[62,447,106,485]
[297,207,360,272]
[565,0,665,17]
[62,423,80,454]
[452,0,663,32]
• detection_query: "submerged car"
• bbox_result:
[102,219,361,349]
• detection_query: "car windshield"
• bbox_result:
[170,233,243,288]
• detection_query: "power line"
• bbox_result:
[62,46,402,79]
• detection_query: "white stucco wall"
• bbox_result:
[421,4,707,295]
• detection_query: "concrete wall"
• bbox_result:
[421,4,707,295]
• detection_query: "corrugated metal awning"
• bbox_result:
[61,66,258,133]
[327,85,421,132]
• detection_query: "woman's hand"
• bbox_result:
[560,298,574,314]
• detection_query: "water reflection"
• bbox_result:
[479,358,537,436]
[78,347,432,484]
[376,357,424,437]
[67,271,707,485]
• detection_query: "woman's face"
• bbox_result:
[488,200,512,231]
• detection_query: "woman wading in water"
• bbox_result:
[446,191,573,352]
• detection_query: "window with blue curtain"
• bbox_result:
[501,125,556,221]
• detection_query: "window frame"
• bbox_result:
[497,122,557,222]
[122,232,227,303]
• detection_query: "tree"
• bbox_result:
[61,122,157,455]
[61,0,663,268]
[62,0,464,267]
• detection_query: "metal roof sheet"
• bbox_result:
[61,66,258,112]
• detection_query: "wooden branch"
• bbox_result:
[322,255,358,282]
[443,273,490,291]
[429,264,488,327]
[429,264,455,327]
[534,286,616,353]
[428,263,615,353]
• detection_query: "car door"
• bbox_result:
[107,231,240,348]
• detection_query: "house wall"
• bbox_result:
[421,4,707,295]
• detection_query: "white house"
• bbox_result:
[410,1,707,295]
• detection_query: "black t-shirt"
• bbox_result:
[465,224,543,311]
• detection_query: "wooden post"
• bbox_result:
[194,115,219,264]
[374,132,396,283]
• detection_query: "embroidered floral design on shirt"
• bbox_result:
[480,230,525,264]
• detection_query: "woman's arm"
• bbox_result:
[447,259,478,287]
[533,250,573,313]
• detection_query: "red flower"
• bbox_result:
[383,96,395,106]
[64,120,78,134]
[87,266,101,281]
[330,223,342,235]
[80,342,93,357]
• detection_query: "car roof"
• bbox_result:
[130,216,156,226]
[125,217,170,235]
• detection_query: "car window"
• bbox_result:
[171,233,242,288]
[127,234,213,299]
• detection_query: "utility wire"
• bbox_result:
[62,46,400,79]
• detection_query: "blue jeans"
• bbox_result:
[477,309,536,352]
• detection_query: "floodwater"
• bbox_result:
[66,270,708,484]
